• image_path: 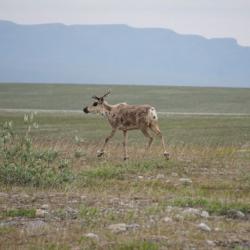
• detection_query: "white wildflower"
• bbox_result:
[24,114,29,123]
[75,135,79,143]
[33,122,39,129]
[29,112,34,122]
[8,121,13,128]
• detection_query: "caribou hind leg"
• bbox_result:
[150,123,170,160]
[122,130,129,160]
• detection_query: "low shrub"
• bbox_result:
[0,114,74,187]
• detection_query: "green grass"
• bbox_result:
[0,208,36,219]
[117,241,159,250]
[0,112,250,146]
[0,83,250,113]
[170,197,250,215]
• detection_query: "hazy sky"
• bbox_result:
[1,0,250,46]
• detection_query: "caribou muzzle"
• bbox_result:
[83,107,89,113]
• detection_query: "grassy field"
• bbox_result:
[1,83,250,113]
[0,84,250,250]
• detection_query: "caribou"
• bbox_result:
[83,91,169,160]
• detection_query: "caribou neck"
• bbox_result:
[102,101,113,111]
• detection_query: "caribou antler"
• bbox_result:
[101,90,111,99]
[92,90,111,101]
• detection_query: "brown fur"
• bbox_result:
[83,95,169,160]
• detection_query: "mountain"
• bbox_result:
[0,20,250,87]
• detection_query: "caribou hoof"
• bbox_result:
[163,151,170,160]
[97,150,104,157]
[123,156,129,161]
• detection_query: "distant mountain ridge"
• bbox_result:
[0,20,249,87]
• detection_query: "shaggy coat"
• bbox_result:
[83,93,169,160]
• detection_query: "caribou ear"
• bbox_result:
[92,95,100,100]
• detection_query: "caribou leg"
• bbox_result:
[97,129,116,157]
[150,124,169,160]
[122,130,129,160]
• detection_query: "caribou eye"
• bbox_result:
[93,102,98,106]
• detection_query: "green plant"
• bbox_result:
[117,241,159,250]
[0,208,36,219]
[0,114,74,187]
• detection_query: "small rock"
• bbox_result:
[108,223,127,233]
[80,195,87,200]
[201,211,209,218]
[197,223,211,232]
[174,214,184,221]
[0,192,8,198]
[183,208,200,216]
[156,174,165,179]
[25,220,48,236]
[179,178,192,184]
[214,227,220,232]
[68,199,78,204]
[66,207,78,219]
[165,206,173,212]
[206,240,215,246]
[138,176,144,179]
[20,193,30,199]
[171,172,178,177]
[228,210,245,219]
[127,223,140,230]
[36,209,48,217]
[238,211,246,218]
[41,204,49,210]
[163,216,173,223]
[85,233,99,240]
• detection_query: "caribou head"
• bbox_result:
[83,90,111,114]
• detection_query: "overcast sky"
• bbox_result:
[1,0,250,46]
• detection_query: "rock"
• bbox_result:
[0,220,19,227]
[156,174,165,179]
[183,208,200,216]
[201,211,209,218]
[25,220,48,236]
[20,193,30,199]
[85,233,99,240]
[138,176,144,179]
[108,223,127,233]
[66,207,78,219]
[174,214,184,221]
[179,178,192,184]
[80,195,87,200]
[107,223,140,233]
[163,216,173,223]
[197,223,211,232]
[127,223,140,230]
[41,204,49,210]
[36,209,48,217]
[228,210,245,219]
[165,206,173,212]
[206,240,216,246]
[0,192,8,198]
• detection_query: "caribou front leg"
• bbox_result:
[97,129,116,157]
[141,128,154,155]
